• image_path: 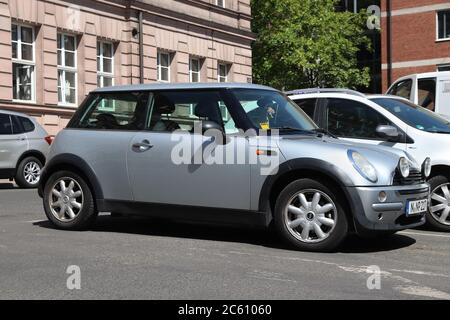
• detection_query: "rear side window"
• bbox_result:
[292,98,318,119]
[388,79,412,100]
[75,92,150,130]
[0,113,12,135]
[417,78,436,111]
[18,116,35,133]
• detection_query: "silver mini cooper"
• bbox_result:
[38,83,430,252]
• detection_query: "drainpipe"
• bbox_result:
[138,10,144,84]
[386,0,392,87]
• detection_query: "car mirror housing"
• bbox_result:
[376,125,400,141]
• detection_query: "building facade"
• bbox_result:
[381,0,450,91]
[0,0,254,134]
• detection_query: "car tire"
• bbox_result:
[427,175,450,232]
[15,156,43,189]
[43,170,98,230]
[273,178,348,252]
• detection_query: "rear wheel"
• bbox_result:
[43,171,97,230]
[273,179,348,252]
[15,156,43,188]
[427,175,450,232]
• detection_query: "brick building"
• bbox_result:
[0,0,254,134]
[381,0,450,91]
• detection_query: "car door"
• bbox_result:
[0,113,28,171]
[68,91,151,201]
[127,89,251,210]
[324,98,406,150]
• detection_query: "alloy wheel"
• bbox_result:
[23,161,41,185]
[430,183,450,226]
[49,177,84,222]
[284,189,337,243]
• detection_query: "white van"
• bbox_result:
[387,71,450,118]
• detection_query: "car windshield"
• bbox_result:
[371,97,450,134]
[229,89,317,134]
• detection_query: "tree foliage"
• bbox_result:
[252,0,372,90]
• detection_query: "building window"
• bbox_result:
[12,24,35,102]
[157,51,171,82]
[438,64,450,71]
[438,10,450,40]
[97,41,114,88]
[57,33,77,106]
[218,63,230,83]
[189,58,201,83]
[216,0,225,8]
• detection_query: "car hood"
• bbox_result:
[276,135,419,186]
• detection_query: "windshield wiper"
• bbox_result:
[429,130,450,134]
[310,128,338,139]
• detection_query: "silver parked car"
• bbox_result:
[0,110,51,188]
[38,83,430,252]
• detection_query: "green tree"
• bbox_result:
[252,0,372,90]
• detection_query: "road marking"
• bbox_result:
[23,220,46,224]
[399,231,450,238]
[389,269,450,278]
[394,285,450,300]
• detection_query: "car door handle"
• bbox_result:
[132,140,153,152]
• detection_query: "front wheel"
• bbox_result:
[427,175,450,231]
[273,179,348,252]
[43,171,98,230]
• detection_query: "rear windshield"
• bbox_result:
[371,97,450,134]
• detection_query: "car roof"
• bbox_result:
[92,82,278,93]
[0,109,30,117]
[395,71,450,81]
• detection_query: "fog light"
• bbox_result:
[378,191,387,203]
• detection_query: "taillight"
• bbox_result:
[45,135,55,145]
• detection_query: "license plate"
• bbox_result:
[406,199,428,216]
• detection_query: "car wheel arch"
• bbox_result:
[429,164,450,180]
[38,154,104,203]
[258,158,356,231]
[15,150,46,174]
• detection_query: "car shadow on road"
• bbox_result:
[0,182,17,190]
[33,215,416,254]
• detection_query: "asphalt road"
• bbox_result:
[1,181,450,300]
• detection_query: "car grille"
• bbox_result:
[393,168,425,185]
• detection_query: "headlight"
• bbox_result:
[348,150,378,183]
[398,157,410,178]
[422,157,431,178]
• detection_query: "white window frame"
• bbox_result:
[216,0,225,8]
[97,40,115,88]
[57,33,78,107]
[157,51,171,83]
[437,10,450,41]
[189,57,201,83]
[12,23,36,103]
[218,62,229,83]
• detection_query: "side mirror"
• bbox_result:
[376,125,400,141]
[201,120,226,144]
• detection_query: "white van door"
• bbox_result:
[436,77,450,117]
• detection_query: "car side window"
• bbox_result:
[0,113,13,135]
[18,116,35,133]
[11,116,24,134]
[292,98,318,119]
[147,90,231,133]
[417,78,436,111]
[76,92,150,130]
[326,98,393,139]
[388,79,412,99]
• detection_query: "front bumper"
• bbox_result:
[346,183,429,233]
